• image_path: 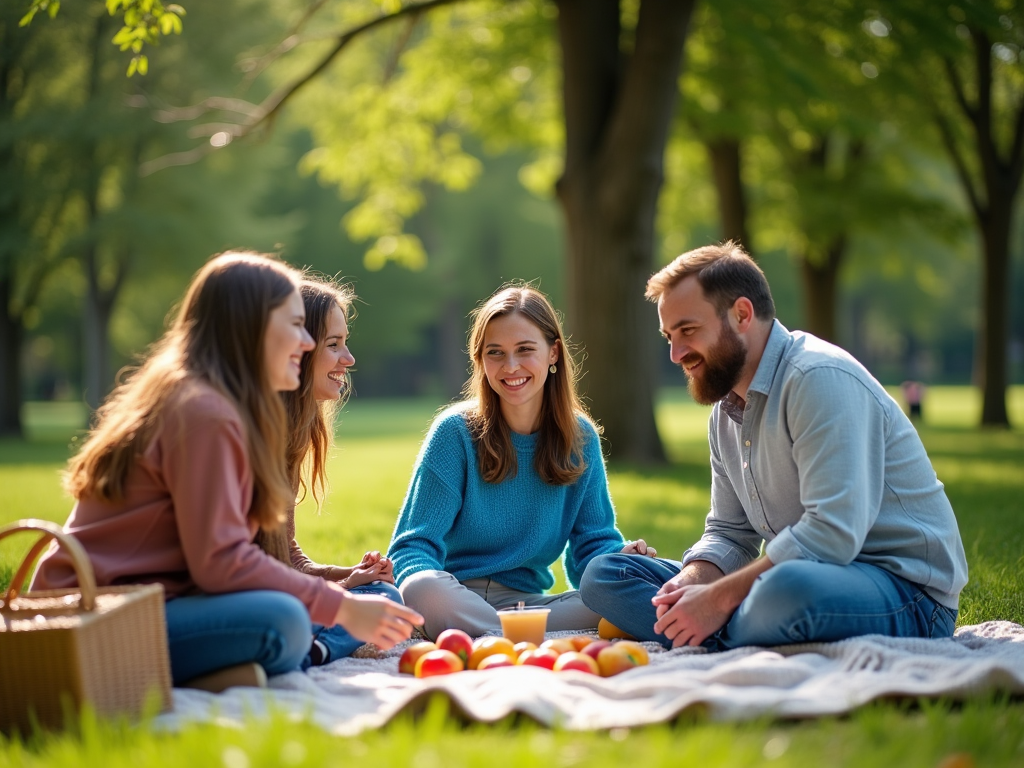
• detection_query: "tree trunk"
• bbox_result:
[555,0,695,463]
[937,30,1018,427]
[977,200,1011,426]
[0,275,22,436]
[707,138,753,255]
[798,238,845,343]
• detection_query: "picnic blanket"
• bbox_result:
[154,621,1024,734]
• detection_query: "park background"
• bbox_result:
[1,1,1024,766]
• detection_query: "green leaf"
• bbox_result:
[46,0,59,19]
[166,4,185,15]
[137,54,148,75]
[18,8,39,27]
[127,57,138,77]
[105,0,122,15]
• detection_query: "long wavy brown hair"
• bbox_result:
[64,252,301,539]
[285,278,356,504]
[463,284,592,486]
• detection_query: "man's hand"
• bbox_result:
[651,557,770,647]
[621,538,658,558]
[652,583,732,647]
[654,559,725,618]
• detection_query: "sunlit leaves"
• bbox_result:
[288,0,560,271]
[20,0,186,76]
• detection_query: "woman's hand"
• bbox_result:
[341,551,395,588]
[334,592,423,650]
[621,538,657,558]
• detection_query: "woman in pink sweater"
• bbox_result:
[32,253,422,689]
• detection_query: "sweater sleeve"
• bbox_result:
[387,414,466,585]
[162,394,345,626]
[564,422,625,588]
[286,504,346,581]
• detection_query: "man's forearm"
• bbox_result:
[680,559,726,585]
[708,556,773,613]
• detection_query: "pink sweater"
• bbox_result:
[31,381,346,627]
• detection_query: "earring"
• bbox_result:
[549,364,557,374]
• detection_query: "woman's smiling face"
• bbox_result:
[312,303,355,402]
[481,312,559,429]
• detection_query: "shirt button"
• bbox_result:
[743,461,748,468]
[745,440,751,447]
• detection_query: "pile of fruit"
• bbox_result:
[399,629,650,678]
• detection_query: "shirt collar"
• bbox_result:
[747,319,791,397]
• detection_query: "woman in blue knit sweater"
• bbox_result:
[387,285,656,639]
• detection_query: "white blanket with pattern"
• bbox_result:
[154,621,1024,734]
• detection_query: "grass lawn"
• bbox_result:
[1,387,1023,766]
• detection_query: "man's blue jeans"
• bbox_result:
[579,554,957,650]
[164,590,312,685]
[307,581,404,666]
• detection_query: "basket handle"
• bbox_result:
[0,519,97,611]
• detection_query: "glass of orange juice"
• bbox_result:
[497,606,551,645]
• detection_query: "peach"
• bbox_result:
[552,651,600,674]
[539,638,576,656]
[436,628,473,666]
[581,639,612,661]
[468,636,517,670]
[477,654,515,670]
[597,618,635,640]
[517,647,560,670]
[398,641,438,675]
[596,641,649,676]
[513,641,538,656]
[567,635,595,652]
[415,649,463,678]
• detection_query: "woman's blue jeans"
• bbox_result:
[579,554,957,650]
[306,581,404,667]
[164,590,312,685]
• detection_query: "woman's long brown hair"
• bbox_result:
[463,284,593,486]
[64,252,301,542]
[284,278,356,505]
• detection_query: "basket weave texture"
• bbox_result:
[0,519,173,733]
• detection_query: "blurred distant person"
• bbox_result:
[901,380,926,421]
[580,242,967,650]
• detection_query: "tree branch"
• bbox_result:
[239,0,335,89]
[932,105,985,219]
[242,0,465,134]
[139,0,468,176]
[942,56,976,124]
[1009,94,1024,191]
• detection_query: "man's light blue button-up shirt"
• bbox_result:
[681,321,969,609]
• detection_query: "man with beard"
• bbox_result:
[579,242,968,650]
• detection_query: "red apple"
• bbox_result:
[517,648,559,670]
[552,651,600,674]
[477,654,515,670]
[398,641,438,675]
[581,639,612,661]
[415,649,464,678]
[436,628,473,666]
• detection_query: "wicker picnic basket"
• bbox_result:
[0,519,173,733]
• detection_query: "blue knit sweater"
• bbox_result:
[388,405,625,593]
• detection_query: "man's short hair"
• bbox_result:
[645,241,776,321]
